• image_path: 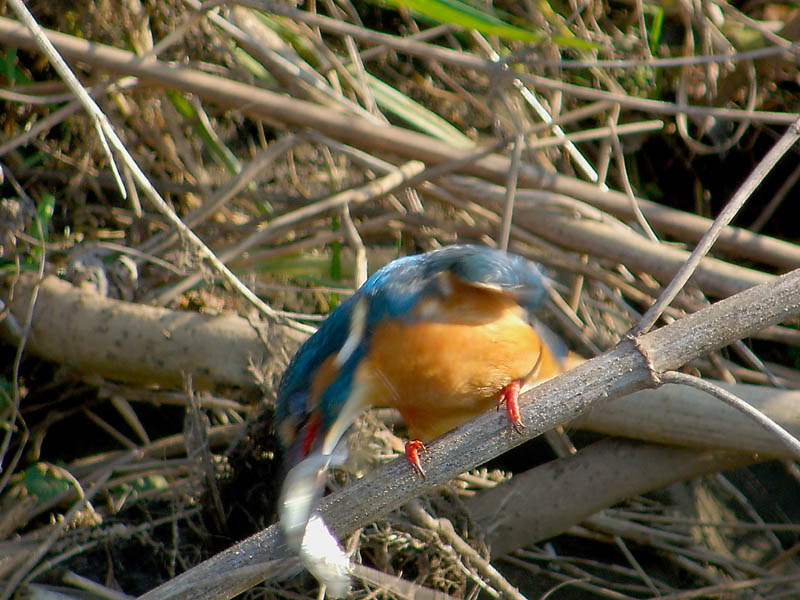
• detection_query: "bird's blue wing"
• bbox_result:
[274,294,356,430]
[276,245,550,442]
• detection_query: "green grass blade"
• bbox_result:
[379,0,543,42]
[27,192,55,262]
[166,89,241,174]
[378,0,596,49]
[645,4,664,51]
[365,72,473,148]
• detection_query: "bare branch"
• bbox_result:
[634,115,800,334]
[137,267,800,600]
[0,275,306,390]
[659,372,800,459]
[465,438,752,557]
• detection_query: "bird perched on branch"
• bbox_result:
[276,244,569,477]
[275,245,570,593]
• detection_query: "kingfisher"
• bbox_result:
[275,245,569,478]
[274,245,571,591]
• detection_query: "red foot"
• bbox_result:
[405,439,426,478]
[500,379,525,433]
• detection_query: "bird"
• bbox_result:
[274,245,572,593]
[275,244,569,480]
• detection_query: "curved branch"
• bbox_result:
[138,267,800,600]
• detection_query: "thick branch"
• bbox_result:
[138,268,800,599]
[440,177,771,298]
[0,275,305,389]
[576,382,800,456]
[465,438,752,557]
[3,276,798,455]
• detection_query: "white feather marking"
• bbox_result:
[415,297,442,320]
[437,271,454,296]
[465,280,506,293]
[300,514,351,597]
[335,296,367,368]
[321,374,370,456]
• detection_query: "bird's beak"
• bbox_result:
[279,410,351,548]
[278,452,333,548]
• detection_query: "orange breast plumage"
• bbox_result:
[353,274,564,441]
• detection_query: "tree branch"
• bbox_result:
[0,274,305,389]
[464,438,753,557]
[137,267,800,600]
[3,276,799,456]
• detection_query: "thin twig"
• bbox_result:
[2,454,129,600]
[339,203,368,288]
[240,5,798,124]
[0,165,43,497]
[607,117,658,242]
[525,119,664,151]
[498,134,523,252]
[138,135,301,256]
[633,114,800,334]
[751,160,800,232]
[6,0,126,194]
[659,371,800,460]
[405,500,526,600]
[62,571,135,600]
[154,160,425,305]
[471,31,598,183]
[654,573,800,600]
[5,1,308,332]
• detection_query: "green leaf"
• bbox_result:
[232,46,273,82]
[107,474,169,511]
[247,253,362,290]
[109,474,168,496]
[254,13,320,66]
[36,192,55,231]
[365,72,473,148]
[0,47,32,86]
[330,217,342,307]
[1,47,17,85]
[378,0,543,42]
[167,89,195,119]
[0,262,41,277]
[23,463,73,504]
[132,473,168,492]
[166,90,241,175]
[27,193,55,260]
[644,4,664,51]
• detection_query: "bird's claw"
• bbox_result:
[405,439,426,478]
[500,379,526,433]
